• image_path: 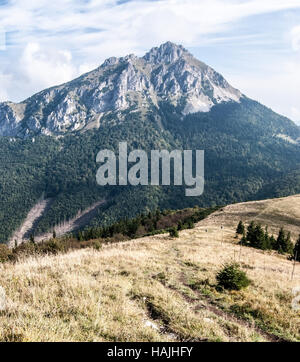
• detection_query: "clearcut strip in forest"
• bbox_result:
[9,198,52,247]
[34,200,106,243]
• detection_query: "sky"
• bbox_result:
[0,0,300,124]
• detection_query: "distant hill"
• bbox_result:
[199,194,300,240]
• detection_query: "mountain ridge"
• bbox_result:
[0,41,244,137]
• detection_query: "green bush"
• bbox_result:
[187,220,195,229]
[216,262,251,291]
[169,227,179,238]
[92,240,102,250]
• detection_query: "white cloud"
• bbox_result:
[78,62,99,75]
[0,26,5,51]
[291,107,300,123]
[20,43,77,91]
[0,0,300,124]
[291,25,300,51]
[0,73,12,102]
[2,0,300,57]
[229,56,300,125]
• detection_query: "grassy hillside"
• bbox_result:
[200,194,300,240]
[0,196,299,342]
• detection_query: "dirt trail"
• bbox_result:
[182,279,288,342]
[9,198,52,247]
[159,239,290,342]
[34,200,106,242]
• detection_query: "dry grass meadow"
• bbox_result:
[0,195,299,342]
[200,193,300,239]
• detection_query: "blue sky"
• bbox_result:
[0,0,300,124]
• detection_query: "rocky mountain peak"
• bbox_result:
[101,56,119,67]
[143,41,188,64]
[0,42,244,137]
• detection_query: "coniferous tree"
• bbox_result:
[246,221,256,245]
[269,235,276,249]
[293,235,300,262]
[127,219,140,237]
[240,232,247,246]
[263,226,272,250]
[275,228,293,254]
[236,221,245,235]
[253,224,265,249]
[285,232,294,255]
[77,231,83,242]
[240,221,294,256]
[275,227,286,253]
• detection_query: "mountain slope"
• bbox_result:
[0,42,300,244]
[199,193,300,240]
[0,194,299,342]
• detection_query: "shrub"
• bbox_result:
[38,239,63,254]
[169,227,179,238]
[0,244,13,263]
[216,262,251,291]
[187,220,195,229]
[92,240,102,250]
[13,241,37,257]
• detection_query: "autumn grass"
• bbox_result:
[0,221,299,342]
[200,194,300,240]
[174,227,300,341]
